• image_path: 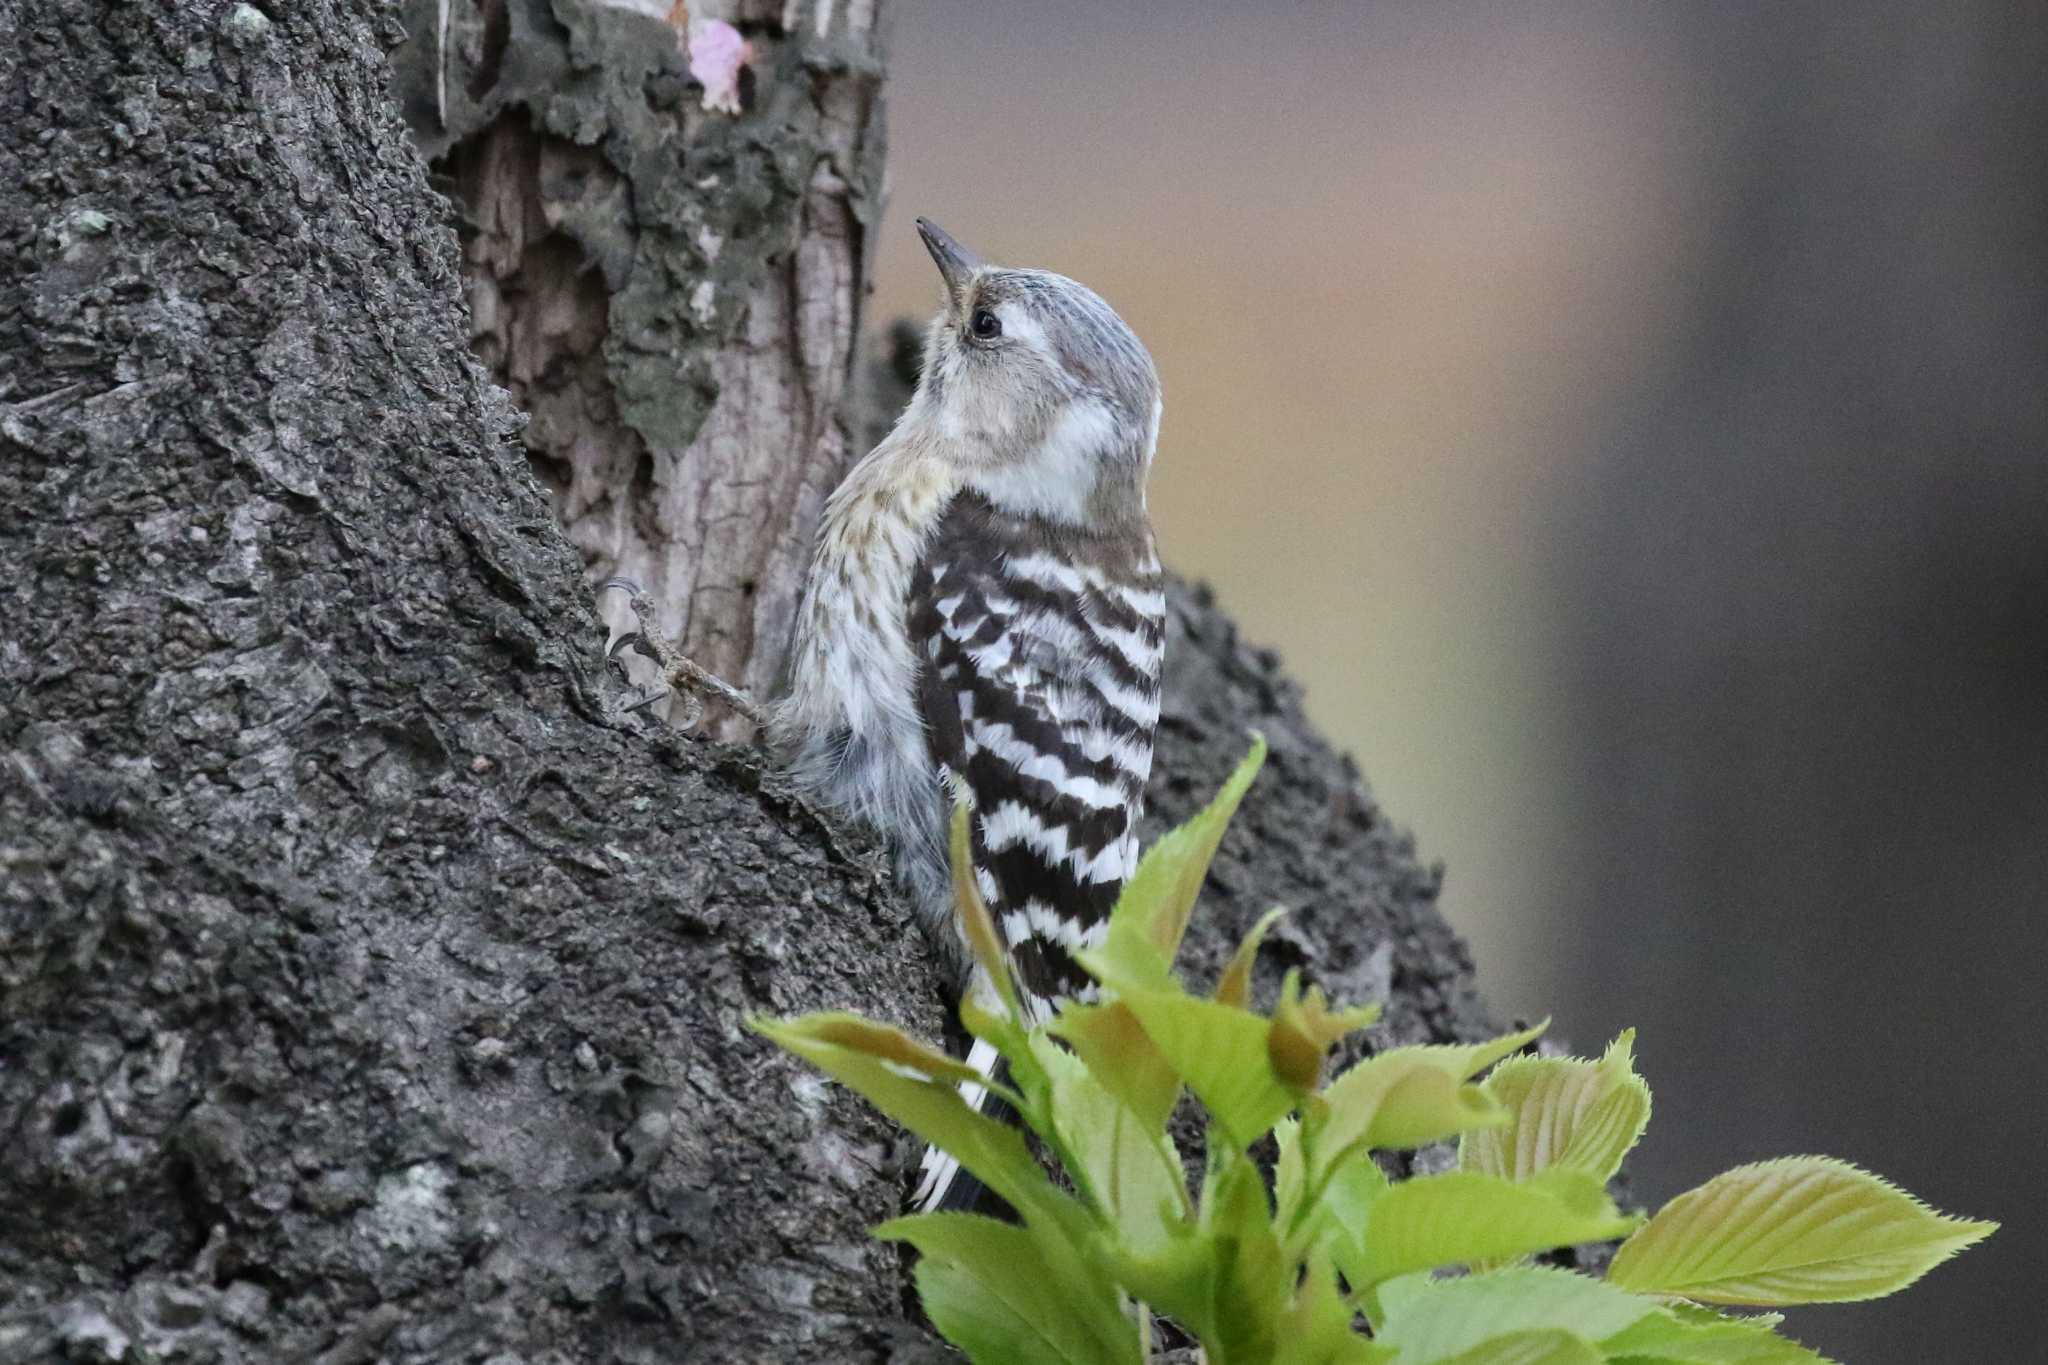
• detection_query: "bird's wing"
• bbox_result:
[907,493,1166,1021]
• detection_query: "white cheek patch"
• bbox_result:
[995,302,1049,353]
[968,398,1117,524]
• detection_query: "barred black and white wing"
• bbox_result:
[904,491,1165,1211]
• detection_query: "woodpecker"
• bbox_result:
[772,219,1165,1213]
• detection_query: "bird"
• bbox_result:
[771,218,1166,1214]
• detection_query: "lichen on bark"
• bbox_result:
[393,0,886,727]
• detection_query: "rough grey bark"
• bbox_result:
[0,1,1490,1361]
[392,0,883,734]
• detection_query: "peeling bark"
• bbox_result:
[393,0,884,734]
[1,0,1492,1360]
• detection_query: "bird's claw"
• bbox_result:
[597,576,765,731]
[607,629,665,669]
[622,687,672,715]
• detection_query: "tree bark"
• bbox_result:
[0,2,1489,1361]
[394,0,884,734]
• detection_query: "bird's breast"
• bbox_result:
[780,444,959,754]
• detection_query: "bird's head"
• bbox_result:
[908,218,1161,530]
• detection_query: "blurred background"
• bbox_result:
[868,1,2045,1360]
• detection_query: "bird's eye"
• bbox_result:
[970,308,1002,341]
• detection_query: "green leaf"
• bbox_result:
[1373,1267,1658,1363]
[1096,734,1265,989]
[1200,1138,1273,1239]
[1035,1035,1188,1250]
[1275,1116,1308,1231]
[1113,987,1296,1149]
[1216,905,1288,1008]
[751,1014,1064,1223]
[1460,1031,1651,1186]
[1435,1330,1605,1365]
[880,1213,1142,1365]
[1050,999,1182,1131]
[1100,1223,1219,1336]
[949,801,1024,1023]
[1267,969,1380,1091]
[1601,1303,1834,1363]
[1366,1065,1509,1151]
[913,1258,1063,1365]
[1606,1156,1997,1305]
[1276,1253,1386,1364]
[1317,1023,1546,1168]
[1282,1137,1389,1264]
[1315,1143,1390,1230]
[1338,1169,1639,1294]
[1107,1213,1293,1363]
[1210,1225,1293,1365]
[1385,1022,1554,1086]
[1291,1048,1549,1265]
[1103,1144,1310,1365]
[757,1012,994,1089]
[959,993,1051,1129]
[1297,1056,1511,1243]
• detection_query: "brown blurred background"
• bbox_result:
[870,1,2045,1360]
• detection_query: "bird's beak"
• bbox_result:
[916,217,983,303]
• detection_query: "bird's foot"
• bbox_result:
[601,578,768,730]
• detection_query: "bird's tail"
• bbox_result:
[910,1036,1018,1216]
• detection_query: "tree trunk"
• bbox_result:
[393,0,883,735]
[0,2,1489,1361]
